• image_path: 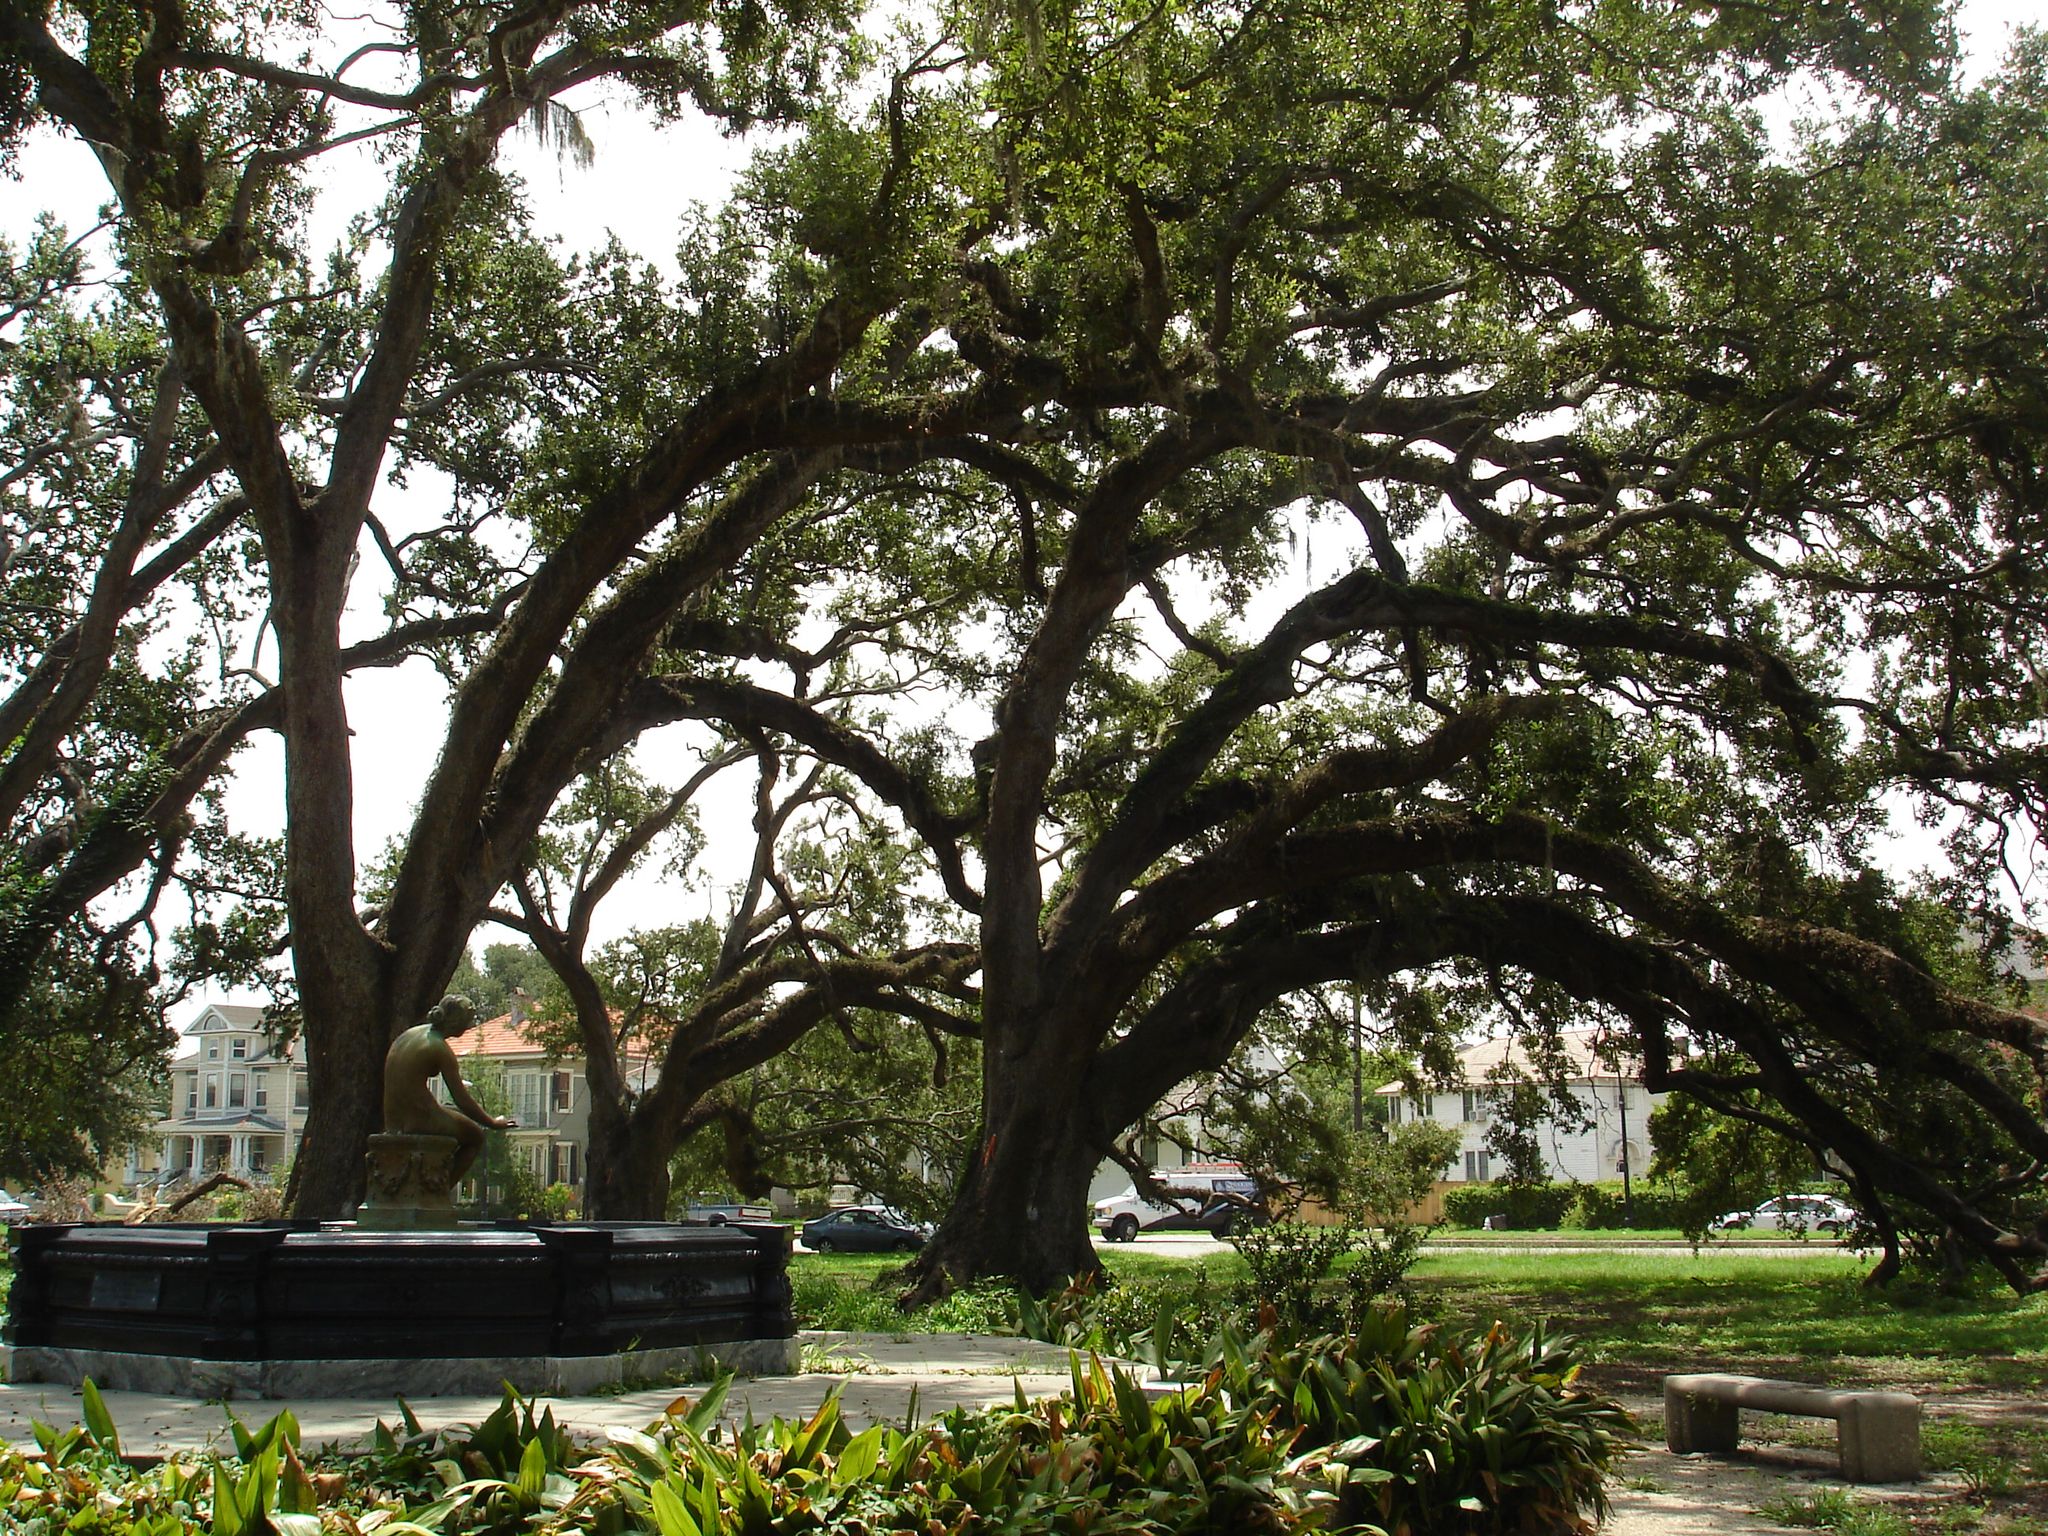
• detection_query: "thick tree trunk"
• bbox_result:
[271,529,387,1219]
[582,1099,675,1220]
[910,1049,1106,1298]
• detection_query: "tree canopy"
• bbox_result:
[3,0,2044,1292]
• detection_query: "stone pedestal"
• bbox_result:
[358,1133,460,1230]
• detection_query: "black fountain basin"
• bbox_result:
[3,1219,796,1399]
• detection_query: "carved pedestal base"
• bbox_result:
[358,1133,461,1230]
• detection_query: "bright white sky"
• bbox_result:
[2,2,2040,1018]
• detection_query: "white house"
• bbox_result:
[1377,1029,1664,1184]
[147,1003,308,1182]
[450,1005,651,1196]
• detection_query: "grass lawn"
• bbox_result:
[789,1244,2048,1397]
[1428,1226,1823,1242]
[1405,1247,2048,1394]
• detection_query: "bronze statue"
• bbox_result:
[381,994,515,1184]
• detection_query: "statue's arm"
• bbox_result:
[440,1049,515,1129]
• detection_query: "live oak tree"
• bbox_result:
[6,0,2045,1296]
[486,741,975,1219]
[0,0,1010,1212]
[648,0,2045,1294]
[0,212,287,1176]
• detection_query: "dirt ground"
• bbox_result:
[1591,1372,2046,1536]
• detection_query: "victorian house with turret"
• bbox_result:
[142,998,634,1199]
[145,1003,307,1182]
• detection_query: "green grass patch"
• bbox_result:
[1759,1487,1913,1536]
[1407,1247,2048,1392]
[790,1244,2048,1397]
[1432,1227,1832,1243]
[790,1254,1025,1334]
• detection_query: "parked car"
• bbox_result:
[684,1201,778,1225]
[0,1188,33,1224]
[800,1205,932,1254]
[1093,1163,1271,1242]
[1711,1193,1856,1235]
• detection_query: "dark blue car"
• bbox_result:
[799,1205,932,1254]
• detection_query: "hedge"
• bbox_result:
[1440,1179,1691,1230]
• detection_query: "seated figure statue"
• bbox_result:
[382,994,516,1184]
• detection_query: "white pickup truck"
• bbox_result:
[1092,1163,1269,1242]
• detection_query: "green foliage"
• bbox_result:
[1215,1306,1633,1536]
[1232,1221,1362,1338]
[1348,1121,1462,1226]
[1344,1223,1433,1308]
[447,944,556,1027]
[1015,1226,1433,1373]
[8,0,2048,1292]
[3,1338,1629,1536]
[1557,1182,1694,1232]
[1647,1094,1823,1238]
[1439,1178,1703,1232]
[1758,1487,1912,1536]
[6,1379,324,1536]
[0,927,174,1183]
[1442,1182,1577,1231]
[1014,1265,1239,1376]
[1482,1081,1568,1189]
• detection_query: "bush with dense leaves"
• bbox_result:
[1441,1182,1578,1230]
[1019,1223,1433,1372]
[1557,1184,1693,1231]
[1442,1180,1694,1230]
[2,1320,1631,1536]
[1215,1305,1635,1535]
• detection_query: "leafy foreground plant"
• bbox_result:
[0,1317,1630,1535]
[1220,1307,1636,1536]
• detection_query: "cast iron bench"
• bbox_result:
[1663,1373,1920,1483]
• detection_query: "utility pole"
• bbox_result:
[1616,1068,1635,1226]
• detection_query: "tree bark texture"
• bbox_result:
[917,1048,1108,1297]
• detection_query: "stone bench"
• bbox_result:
[1663,1373,1920,1483]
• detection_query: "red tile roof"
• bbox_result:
[458,1012,555,1057]
[455,1012,655,1077]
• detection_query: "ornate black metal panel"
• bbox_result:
[3,1220,794,1361]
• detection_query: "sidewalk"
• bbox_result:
[1,1333,1943,1535]
[0,1332,1081,1457]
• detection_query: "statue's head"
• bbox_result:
[426,994,478,1037]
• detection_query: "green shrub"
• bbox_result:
[1018,1227,1436,1376]
[1443,1180,1576,1229]
[1443,1179,1692,1230]
[7,1333,1631,1536]
[1016,1266,1235,1371]
[1342,1221,1431,1307]
[534,1182,578,1221]
[1232,1220,1358,1336]
[1219,1303,1635,1535]
[1562,1182,1692,1230]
